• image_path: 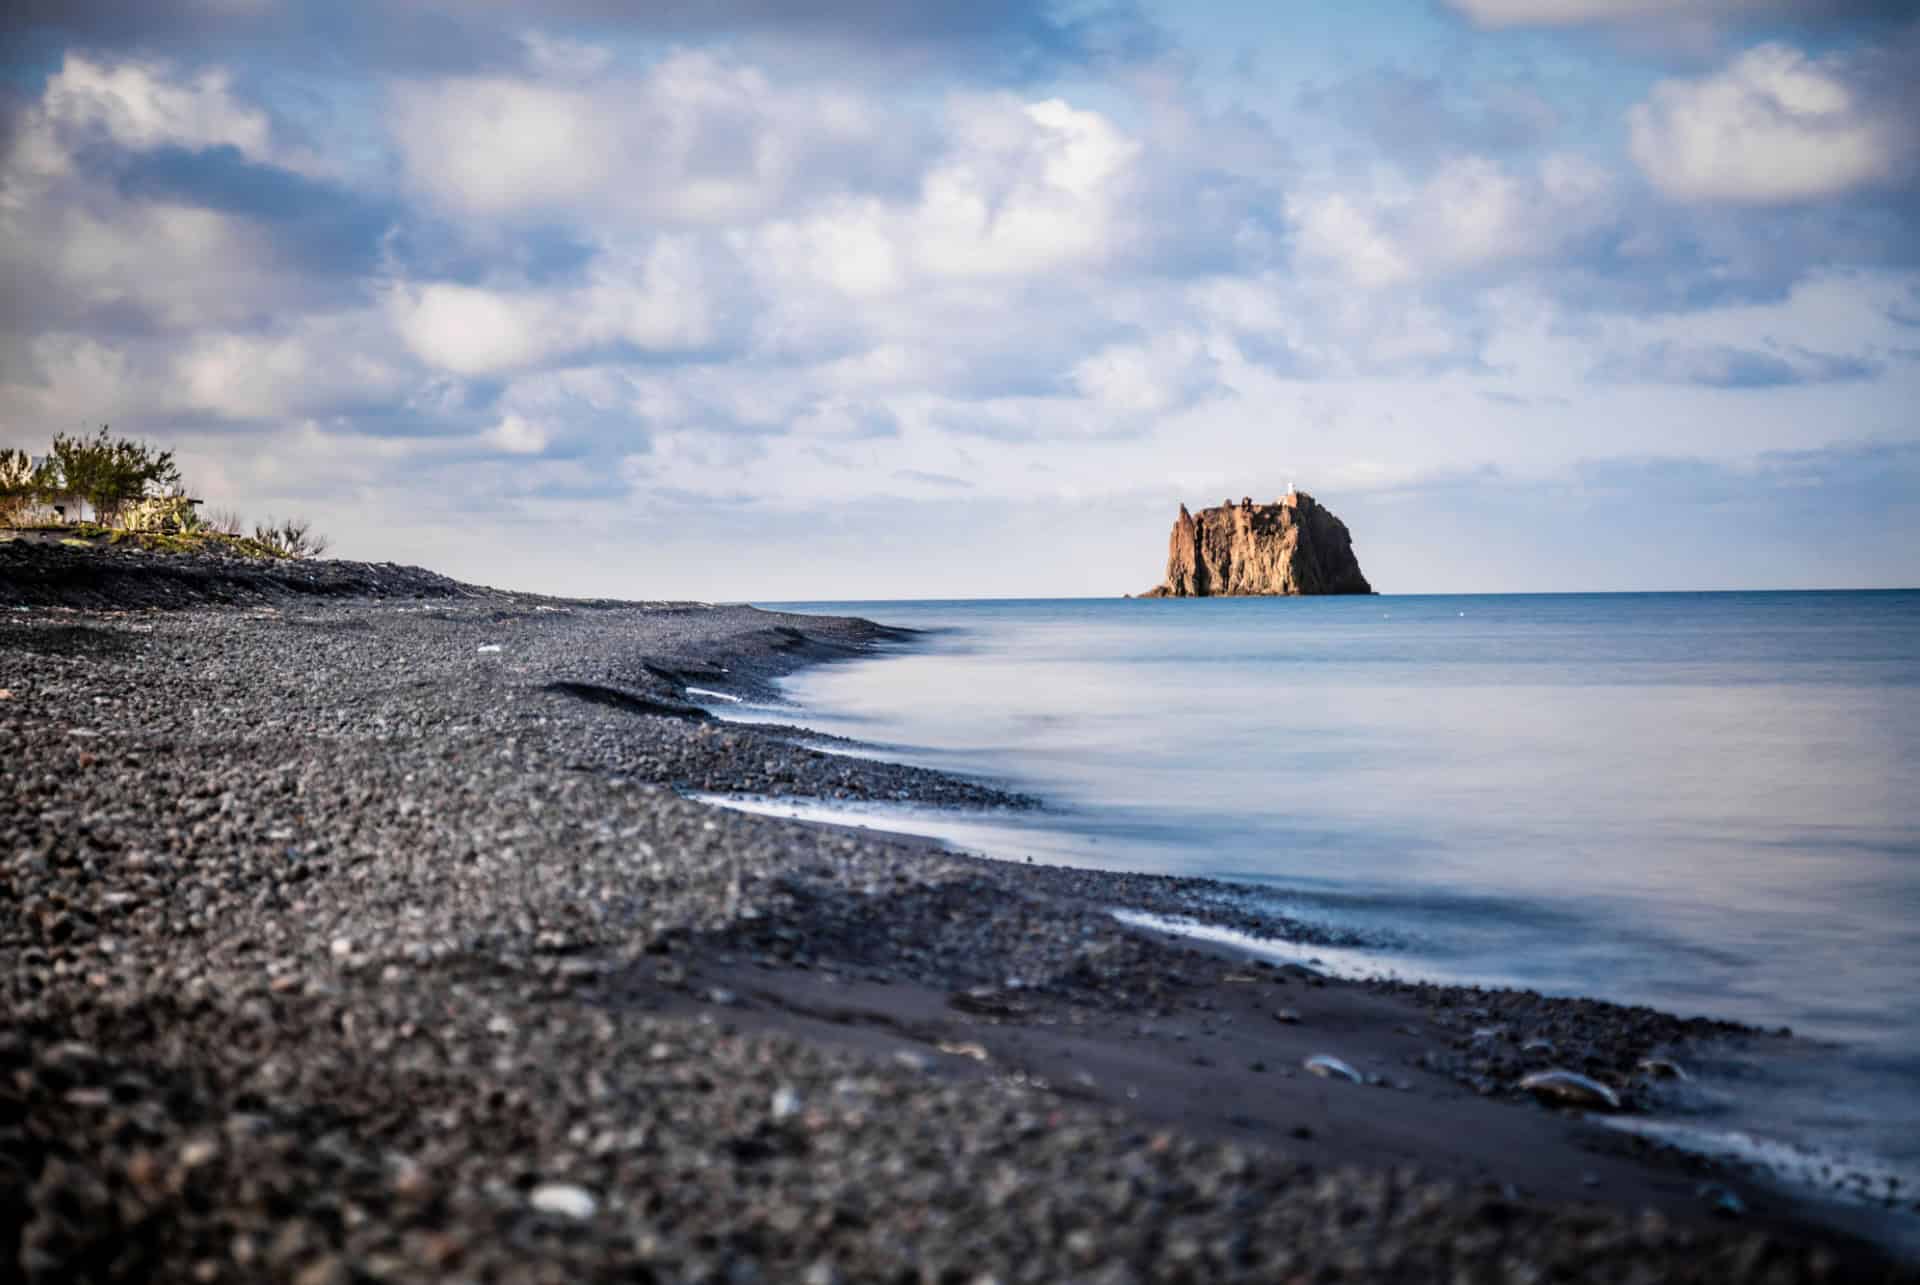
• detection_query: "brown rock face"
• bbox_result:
[1141,491,1373,597]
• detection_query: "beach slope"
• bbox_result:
[1,541,1906,1281]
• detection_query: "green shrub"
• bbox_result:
[47,426,181,527]
[252,516,330,560]
[0,448,59,526]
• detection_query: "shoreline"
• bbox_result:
[3,541,1912,1279]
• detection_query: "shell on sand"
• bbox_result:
[1303,1054,1363,1084]
[1518,1069,1621,1111]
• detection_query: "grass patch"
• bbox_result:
[6,525,294,560]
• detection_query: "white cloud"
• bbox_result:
[389,79,609,218]
[173,314,422,421]
[732,92,1151,389]
[1286,152,1617,288]
[914,96,1141,279]
[520,31,613,80]
[385,237,716,377]
[40,52,271,160]
[485,413,551,454]
[1072,331,1215,418]
[390,50,900,225]
[1287,193,1415,288]
[0,53,348,336]
[750,200,907,298]
[1629,43,1905,202]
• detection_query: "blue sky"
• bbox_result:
[2,1,1916,598]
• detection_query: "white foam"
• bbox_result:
[685,686,742,703]
[1598,1116,1920,1216]
[1108,909,1384,980]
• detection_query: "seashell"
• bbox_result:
[1519,1069,1621,1111]
[1303,1054,1362,1084]
[1637,1057,1688,1081]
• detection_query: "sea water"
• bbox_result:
[725,592,1920,1215]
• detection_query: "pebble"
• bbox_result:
[1697,1183,1747,1218]
[1518,1070,1622,1111]
[529,1183,599,1220]
[1302,1054,1363,1084]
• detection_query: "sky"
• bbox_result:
[2,0,1916,600]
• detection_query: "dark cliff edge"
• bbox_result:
[1139,490,1373,597]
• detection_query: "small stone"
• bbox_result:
[1696,1183,1745,1217]
[770,1085,801,1121]
[530,1182,598,1220]
[1302,1054,1362,1084]
[294,1257,348,1285]
[328,937,352,959]
[1518,1069,1621,1111]
[937,1041,990,1062]
[1272,1008,1302,1025]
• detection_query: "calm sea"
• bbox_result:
[725,592,1920,1213]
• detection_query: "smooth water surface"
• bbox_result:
[736,592,1920,1198]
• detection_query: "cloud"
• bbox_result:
[1296,68,1564,169]
[390,51,922,225]
[892,468,972,489]
[1286,152,1617,288]
[1071,330,1217,418]
[914,96,1142,279]
[1629,42,1913,203]
[0,51,281,211]
[1444,0,1910,35]
[8,0,1164,83]
[1591,339,1883,386]
[0,53,394,341]
[483,412,550,455]
[384,236,721,377]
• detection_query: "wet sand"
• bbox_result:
[2,540,1911,1281]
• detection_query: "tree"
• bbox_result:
[0,448,59,525]
[47,426,181,525]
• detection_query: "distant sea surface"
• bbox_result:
[732,592,1920,1209]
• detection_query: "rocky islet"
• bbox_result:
[1141,490,1373,598]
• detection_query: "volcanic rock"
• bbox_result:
[1141,491,1372,597]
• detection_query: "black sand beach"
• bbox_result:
[2,540,1912,1282]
